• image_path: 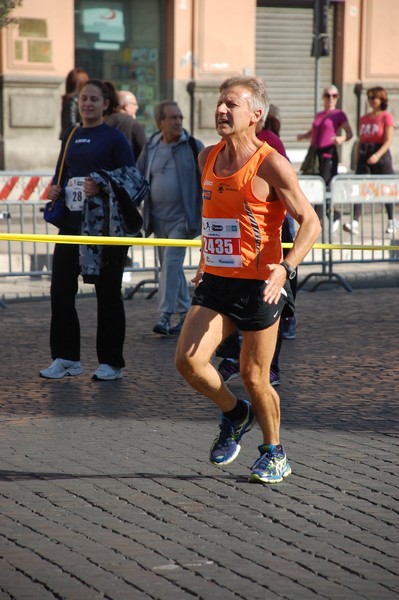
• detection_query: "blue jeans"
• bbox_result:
[152,217,191,317]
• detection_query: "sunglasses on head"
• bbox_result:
[324,93,338,99]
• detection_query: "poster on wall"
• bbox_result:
[80,1,125,44]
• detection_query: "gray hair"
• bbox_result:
[154,100,179,123]
[219,76,270,128]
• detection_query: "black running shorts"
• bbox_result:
[192,272,295,331]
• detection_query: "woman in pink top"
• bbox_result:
[297,85,353,229]
[344,86,396,235]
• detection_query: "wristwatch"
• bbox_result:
[280,260,296,280]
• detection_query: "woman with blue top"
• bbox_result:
[40,79,136,381]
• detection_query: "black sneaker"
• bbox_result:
[218,358,240,383]
[210,400,255,466]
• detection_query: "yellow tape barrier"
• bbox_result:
[0,233,398,252]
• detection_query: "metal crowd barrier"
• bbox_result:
[0,172,160,287]
[297,174,398,291]
[298,174,328,263]
[330,174,398,260]
[0,172,398,296]
[0,172,52,277]
[296,175,353,291]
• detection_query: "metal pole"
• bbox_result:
[313,0,330,114]
[315,55,320,114]
[313,0,320,115]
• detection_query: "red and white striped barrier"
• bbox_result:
[0,173,53,202]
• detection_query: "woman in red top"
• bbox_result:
[344,86,396,235]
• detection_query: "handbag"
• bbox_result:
[300,113,330,175]
[43,196,67,228]
[300,145,319,175]
[43,126,78,227]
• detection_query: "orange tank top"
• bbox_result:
[201,140,286,280]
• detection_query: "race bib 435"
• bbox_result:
[202,218,242,268]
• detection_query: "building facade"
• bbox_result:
[0,0,398,171]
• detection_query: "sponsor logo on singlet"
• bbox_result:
[218,183,239,194]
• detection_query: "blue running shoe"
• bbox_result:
[210,400,255,466]
[249,444,292,484]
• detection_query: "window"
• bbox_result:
[74,0,164,134]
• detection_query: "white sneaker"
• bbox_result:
[332,219,340,233]
[386,219,398,234]
[92,364,123,381]
[40,358,83,379]
[343,220,359,235]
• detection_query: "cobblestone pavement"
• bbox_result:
[0,286,398,599]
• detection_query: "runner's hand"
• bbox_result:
[191,269,204,287]
[263,263,287,304]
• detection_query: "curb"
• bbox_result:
[298,269,399,291]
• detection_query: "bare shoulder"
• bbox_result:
[257,149,297,185]
[198,145,216,171]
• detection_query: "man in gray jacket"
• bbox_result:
[136,100,204,335]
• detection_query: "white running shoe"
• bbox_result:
[386,219,398,234]
[40,358,83,379]
[92,364,123,381]
[332,218,340,233]
[343,220,359,235]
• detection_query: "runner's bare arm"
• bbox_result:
[192,146,214,285]
[258,152,321,268]
[198,146,213,172]
[256,152,321,304]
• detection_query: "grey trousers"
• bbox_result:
[152,217,191,317]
